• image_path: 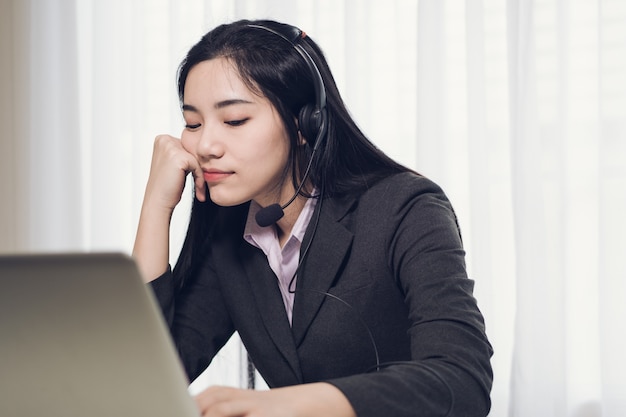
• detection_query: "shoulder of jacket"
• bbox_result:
[363,172,445,202]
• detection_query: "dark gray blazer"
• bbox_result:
[151,172,493,417]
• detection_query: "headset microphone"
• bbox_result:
[249,23,328,228]
[255,204,285,228]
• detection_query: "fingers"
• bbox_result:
[148,134,206,207]
[190,163,207,202]
[195,386,252,417]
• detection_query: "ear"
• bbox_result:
[297,130,307,146]
[295,117,307,145]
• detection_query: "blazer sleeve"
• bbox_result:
[327,174,493,417]
[149,260,236,382]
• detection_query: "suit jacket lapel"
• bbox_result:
[239,241,303,383]
[291,194,356,347]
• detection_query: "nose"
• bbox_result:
[195,124,224,160]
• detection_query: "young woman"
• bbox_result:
[133,19,493,417]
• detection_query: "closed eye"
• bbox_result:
[185,123,201,130]
[225,118,249,127]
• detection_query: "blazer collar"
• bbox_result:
[239,241,304,383]
[238,193,358,379]
[290,193,357,346]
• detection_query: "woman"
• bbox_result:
[133,19,493,417]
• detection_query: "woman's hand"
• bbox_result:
[194,383,356,417]
[144,134,206,209]
[132,134,206,282]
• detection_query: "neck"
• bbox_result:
[275,194,308,248]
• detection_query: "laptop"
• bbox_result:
[0,252,200,417]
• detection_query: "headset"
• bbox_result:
[247,23,329,227]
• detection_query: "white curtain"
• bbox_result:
[1,0,624,416]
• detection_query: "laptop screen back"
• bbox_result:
[0,252,199,417]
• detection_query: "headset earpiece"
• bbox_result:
[298,104,323,147]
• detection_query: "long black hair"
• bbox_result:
[173,19,414,287]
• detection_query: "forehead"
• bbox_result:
[183,57,263,105]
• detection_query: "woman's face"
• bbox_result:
[181,57,293,208]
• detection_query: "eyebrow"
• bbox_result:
[182,99,255,112]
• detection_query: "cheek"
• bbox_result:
[180,131,195,153]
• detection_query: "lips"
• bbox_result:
[202,169,233,183]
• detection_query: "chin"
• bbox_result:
[207,191,250,208]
